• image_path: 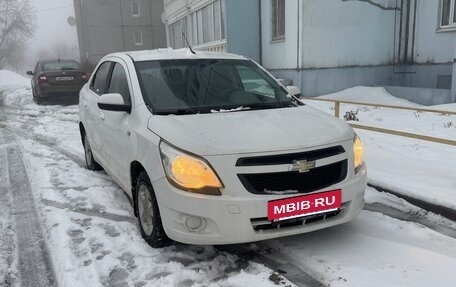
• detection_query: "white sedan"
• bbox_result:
[78,49,367,247]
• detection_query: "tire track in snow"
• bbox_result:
[0,122,86,168]
[218,245,327,287]
[1,128,57,287]
[0,132,18,286]
[41,198,136,224]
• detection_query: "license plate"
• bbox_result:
[56,76,74,81]
[267,189,342,221]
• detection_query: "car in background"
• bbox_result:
[78,49,367,247]
[27,59,89,104]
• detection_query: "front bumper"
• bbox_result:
[153,163,367,245]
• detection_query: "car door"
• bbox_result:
[98,61,133,189]
[83,61,113,166]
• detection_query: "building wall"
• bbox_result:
[261,0,299,69]
[300,0,398,69]
[225,0,260,62]
[414,0,455,64]
[262,0,456,103]
[261,0,398,70]
[74,0,166,67]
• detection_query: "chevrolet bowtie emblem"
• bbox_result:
[290,160,316,173]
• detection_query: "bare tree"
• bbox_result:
[0,0,34,69]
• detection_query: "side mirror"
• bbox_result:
[97,93,131,113]
[287,86,302,98]
[26,71,34,76]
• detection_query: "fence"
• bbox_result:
[301,97,456,146]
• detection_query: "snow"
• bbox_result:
[125,48,247,62]
[302,86,456,210]
[0,80,293,286]
[260,199,456,287]
[0,70,30,89]
[2,81,456,287]
[319,86,421,107]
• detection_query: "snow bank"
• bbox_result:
[0,70,30,89]
[319,86,421,107]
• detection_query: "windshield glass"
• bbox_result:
[42,60,80,71]
[135,59,296,114]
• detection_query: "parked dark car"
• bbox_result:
[27,59,88,104]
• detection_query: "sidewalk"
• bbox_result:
[302,86,456,220]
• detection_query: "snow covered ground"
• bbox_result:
[2,71,456,287]
[302,86,456,210]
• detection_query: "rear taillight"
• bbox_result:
[82,73,88,81]
[38,74,47,84]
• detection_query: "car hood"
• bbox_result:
[147,105,354,156]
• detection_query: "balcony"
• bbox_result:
[195,40,227,53]
[164,0,214,20]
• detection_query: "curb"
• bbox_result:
[368,183,456,222]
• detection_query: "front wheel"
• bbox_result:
[83,134,102,171]
[135,171,172,248]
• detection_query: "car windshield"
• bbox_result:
[135,59,298,115]
[42,60,80,71]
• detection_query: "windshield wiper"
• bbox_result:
[155,108,199,115]
[244,102,295,110]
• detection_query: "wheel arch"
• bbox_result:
[131,160,148,217]
[79,122,86,145]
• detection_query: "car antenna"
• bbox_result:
[182,32,196,55]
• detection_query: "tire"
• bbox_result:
[83,134,102,171]
[135,171,172,248]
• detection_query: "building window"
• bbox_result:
[168,0,225,49]
[134,31,143,46]
[132,1,140,17]
[271,0,285,41]
[169,17,187,48]
[440,0,456,28]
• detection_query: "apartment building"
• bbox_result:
[73,0,167,67]
[163,0,260,62]
[163,0,456,104]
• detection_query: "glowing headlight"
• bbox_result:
[159,141,223,195]
[353,133,364,173]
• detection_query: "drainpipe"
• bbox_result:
[296,0,303,88]
[259,0,262,65]
[452,38,456,103]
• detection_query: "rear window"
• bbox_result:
[41,60,80,71]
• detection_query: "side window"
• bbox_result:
[90,61,112,94]
[107,63,131,105]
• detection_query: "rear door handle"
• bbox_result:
[99,112,105,120]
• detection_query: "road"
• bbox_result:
[1,85,456,287]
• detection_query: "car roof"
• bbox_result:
[110,48,249,62]
[39,59,79,63]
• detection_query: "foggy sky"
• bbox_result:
[26,0,79,64]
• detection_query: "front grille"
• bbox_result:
[236,146,344,166]
[250,209,341,231]
[238,160,347,195]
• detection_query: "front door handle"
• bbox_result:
[99,112,105,120]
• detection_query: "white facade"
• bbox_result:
[414,0,455,64]
[261,0,399,70]
[261,0,456,102]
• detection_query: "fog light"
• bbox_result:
[185,216,204,231]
